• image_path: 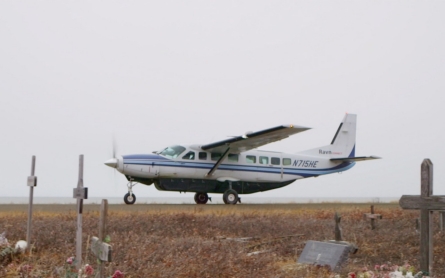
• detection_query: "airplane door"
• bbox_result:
[258,155,281,181]
[270,155,283,180]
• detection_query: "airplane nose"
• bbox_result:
[104,158,118,168]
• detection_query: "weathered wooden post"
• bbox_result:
[363,205,382,230]
[420,159,433,276]
[399,159,436,276]
[440,212,445,231]
[73,155,88,270]
[26,155,37,253]
[91,199,112,278]
[334,212,342,241]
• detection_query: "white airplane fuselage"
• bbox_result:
[120,148,355,182]
[105,114,379,204]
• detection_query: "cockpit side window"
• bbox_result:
[159,145,186,159]
[182,151,195,160]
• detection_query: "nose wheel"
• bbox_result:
[124,192,136,205]
[124,180,137,205]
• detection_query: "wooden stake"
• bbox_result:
[91,199,112,278]
[99,199,108,278]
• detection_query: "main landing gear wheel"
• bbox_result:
[194,192,209,204]
[223,189,239,205]
[124,193,136,205]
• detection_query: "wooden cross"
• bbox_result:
[91,199,112,278]
[73,155,88,270]
[399,159,442,276]
[363,205,382,230]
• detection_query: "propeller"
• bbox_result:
[104,136,119,168]
[105,135,120,189]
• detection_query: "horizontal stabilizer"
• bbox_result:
[330,156,381,162]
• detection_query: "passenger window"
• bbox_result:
[199,152,207,160]
[246,155,256,163]
[271,157,280,165]
[283,158,291,165]
[228,154,239,162]
[182,151,195,160]
[211,153,222,161]
[259,156,269,164]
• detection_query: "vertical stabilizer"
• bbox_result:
[299,114,357,158]
[330,113,356,157]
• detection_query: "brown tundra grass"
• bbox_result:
[0,203,444,277]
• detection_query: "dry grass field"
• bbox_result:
[0,203,444,277]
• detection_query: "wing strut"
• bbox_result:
[206,147,231,177]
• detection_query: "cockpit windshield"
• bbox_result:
[159,145,186,159]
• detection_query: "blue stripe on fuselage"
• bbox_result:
[122,154,355,178]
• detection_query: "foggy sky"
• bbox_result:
[1,1,444,201]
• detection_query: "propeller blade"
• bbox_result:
[112,136,117,159]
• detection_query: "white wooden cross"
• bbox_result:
[73,155,88,270]
[399,159,444,276]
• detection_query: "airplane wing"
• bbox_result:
[330,156,381,162]
[201,125,311,153]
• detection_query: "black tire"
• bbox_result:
[223,189,238,205]
[124,193,136,205]
[194,192,209,204]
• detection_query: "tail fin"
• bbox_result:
[299,114,357,158]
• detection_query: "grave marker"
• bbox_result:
[26,155,37,253]
[334,212,342,241]
[329,212,358,254]
[399,158,445,276]
[297,240,350,271]
[363,205,382,230]
[73,155,88,270]
[91,199,112,278]
[298,212,358,271]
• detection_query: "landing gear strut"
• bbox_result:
[124,180,137,205]
[194,192,209,204]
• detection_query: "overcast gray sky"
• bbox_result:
[1,1,444,201]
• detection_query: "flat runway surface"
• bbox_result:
[0,202,399,213]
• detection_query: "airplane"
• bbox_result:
[104,114,380,205]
